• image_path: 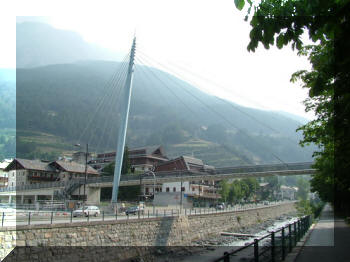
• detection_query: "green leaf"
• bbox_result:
[276,34,284,49]
[234,0,245,11]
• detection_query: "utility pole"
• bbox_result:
[83,143,88,211]
[111,38,136,210]
[180,171,183,213]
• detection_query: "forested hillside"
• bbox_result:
[0,69,15,160]
[15,61,315,165]
[11,21,315,166]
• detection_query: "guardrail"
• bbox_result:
[213,215,311,262]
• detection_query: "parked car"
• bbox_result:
[125,206,144,215]
[73,206,100,217]
[215,204,225,210]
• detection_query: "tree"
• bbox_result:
[235,0,350,214]
[296,178,310,200]
[219,179,230,202]
[102,146,131,176]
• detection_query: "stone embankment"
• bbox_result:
[0,202,296,262]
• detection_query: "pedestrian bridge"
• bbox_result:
[0,162,314,197]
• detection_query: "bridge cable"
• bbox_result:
[136,53,288,166]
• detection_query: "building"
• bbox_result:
[89,146,169,171]
[154,155,215,173]
[72,151,92,165]
[0,159,12,188]
[5,158,99,187]
[280,185,297,200]
[148,156,218,207]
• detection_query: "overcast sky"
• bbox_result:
[1,0,314,119]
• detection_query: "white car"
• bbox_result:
[73,206,100,217]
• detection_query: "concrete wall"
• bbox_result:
[0,202,296,261]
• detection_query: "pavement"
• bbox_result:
[292,203,350,262]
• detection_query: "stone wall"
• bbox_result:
[0,202,296,261]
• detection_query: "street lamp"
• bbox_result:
[144,171,156,215]
[74,143,88,211]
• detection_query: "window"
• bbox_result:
[166,187,170,192]
[192,187,195,192]
[181,187,185,192]
[173,187,176,192]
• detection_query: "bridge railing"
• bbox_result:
[0,162,314,193]
[0,181,67,193]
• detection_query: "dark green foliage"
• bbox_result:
[102,146,131,176]
[296,177,310,200]
[237,0,350,214]
[220,178,259,204]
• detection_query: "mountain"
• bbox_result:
[12,21,315,166]
[16,22,122,68]
[0,68,15,160]
[15,61,315,166]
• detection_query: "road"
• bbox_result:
[0,201,294,227]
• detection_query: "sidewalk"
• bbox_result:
[295,203,350,262]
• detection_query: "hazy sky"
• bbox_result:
[1,0,314,119]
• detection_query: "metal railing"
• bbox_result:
[0,162,314,193]
[1,201,295,227]
[213,215,311,262]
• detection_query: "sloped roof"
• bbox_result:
[0,159,12,170]
[129,145,167,157]
[5,158,55,172]
[182,156,204,166]
[53,160,99,175]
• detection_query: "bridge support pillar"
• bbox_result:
[87,187,101,205]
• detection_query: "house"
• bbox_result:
[89,146,168,171]
[5,158,99,187]
[0,159,12,188]
[149,156,218,207]
[280,185,297,200]
[154,155,215,173]
[72,151,92,165]
[49,160,99,181]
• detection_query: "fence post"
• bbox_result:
[185,208,187,215]
[288,224,292,252]
[50,211,53,224]
[282,227,286,260]
[271,231,275,262]
[70,211,73,223]
[28,212,31,225]
[254,239,259,262]
[102,211,105,221]
[138,210,140,219]
[1,212,4,227]
[298,220,301,241]
[87,212,90,222]
[116,210,118,221]
[223,251,230,262]
[294,222,297,246]
[156,210,158,217]
[148,210,149,218]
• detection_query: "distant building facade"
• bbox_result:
[89,146,168,171]
[147,156,218,207]
[5,158,99,187]
[0,159,12,188]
